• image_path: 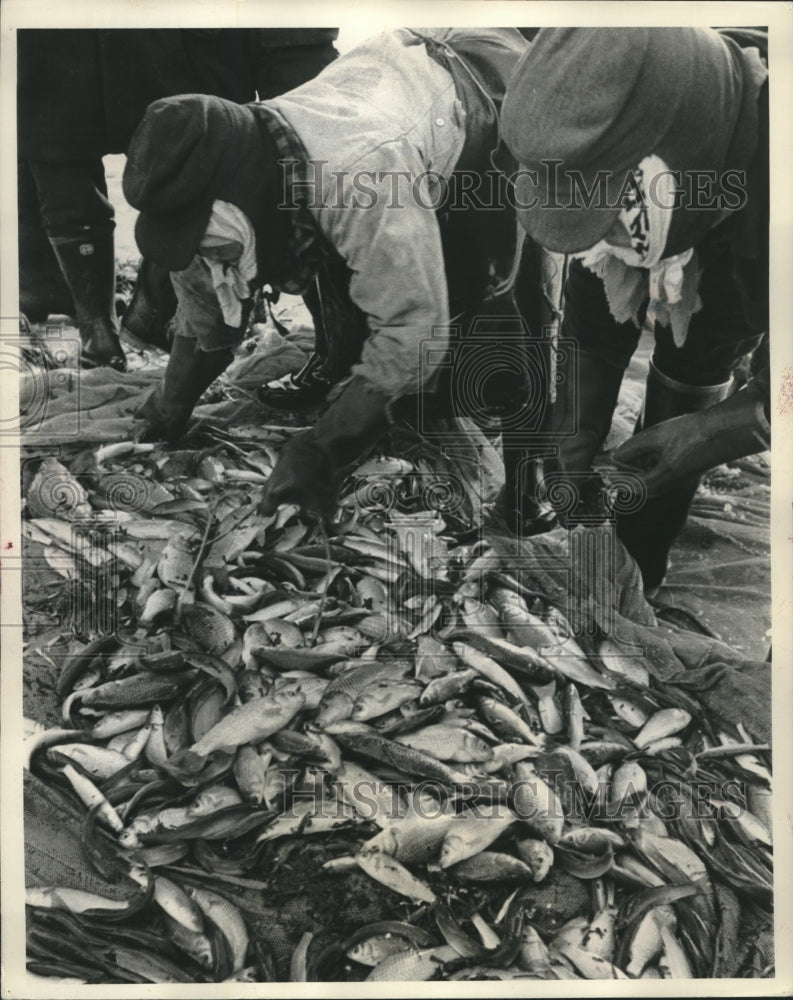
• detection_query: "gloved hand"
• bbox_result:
[259,376,389,519]
[611,387,770,496]
[258,435,339,517]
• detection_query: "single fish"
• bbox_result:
[80,670,195,709]
[711,798,772,846]
[352,679,422,721]
[364,944,458,982]
[128,868,204,933]
[515,837,554,882]
[597,638,650,686]
[144,705,168,767]
[608,694,649,729]
[632,828,707,882]
[438,811,516,868]
[48,743,129,781]
[188,886,249,973]
[453,642,531,706]
[233,744,268,805]
[552,942,629,979]
[157,533,194,591]
[610,760,648,807]
[476,696,543,746]
[583,906,617,961]
[395,725,494,763]
[511,761,564,843]
[564,683,585,751]
[60,763,124,834]
[164,914,214,970]
[182,683,305,760]
[517,924,553,974]
[25,887,130,913]
[634,708,692,749]
[547,745,600,799]
[657,923,693,979]
[364,811,456,864]
[481,742,541,774]
[451,851,534,882]
[140,587,178,625]
[457,629,615,691]
[335,731,470,786]
[315,661,410,726]
[355,848,437,904]
[625,909,665,977]
[419,668,479,705]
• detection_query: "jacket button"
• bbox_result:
[435,117,445,126]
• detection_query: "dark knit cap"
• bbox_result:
[123,94,279,270]
[501,27,748,253]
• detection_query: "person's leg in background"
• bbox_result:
[29,158,126,371]
[543,259,642,523]
[616,244,766,591]
[133,254,245,442]
[18,160,75,324]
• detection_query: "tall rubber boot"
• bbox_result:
[120,258,177,353]
[49,230,126,371]
[502,446,556,536]
[134,335,235,443]
[18,162,74,323]
[546,349,626,525]
[616,360,733,592]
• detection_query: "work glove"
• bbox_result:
[611,387,770,496]
[259,376,389,519]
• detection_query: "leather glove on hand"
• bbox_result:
[258,375,389,519]
[258,435,339,518]
[611,388,770,496]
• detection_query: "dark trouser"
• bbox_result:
[25,158,114,238]
[17,160,75,321]
[556,249,765,587]
[564,245,764,389]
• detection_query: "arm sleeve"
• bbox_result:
[313,142,456,399]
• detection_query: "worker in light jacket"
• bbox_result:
[123,28,547,529]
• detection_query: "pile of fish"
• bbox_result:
[22,429,773,982]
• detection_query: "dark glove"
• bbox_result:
[259,376,389,518]
[611,387,770,496]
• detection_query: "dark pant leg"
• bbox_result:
[27,159,114,239]
[18,160,74,320]
[651,243,765,387]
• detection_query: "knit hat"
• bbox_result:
[123,94,279,271]
[500,27,756,253]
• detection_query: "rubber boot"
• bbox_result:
[49,230,126,371]
[120,258,177,353]
[259,264,368,411]
[616,360,733,592]
[134,335,235,443]
[18,162,75,323]
[501,446,556,536]
[546,349,626,525]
